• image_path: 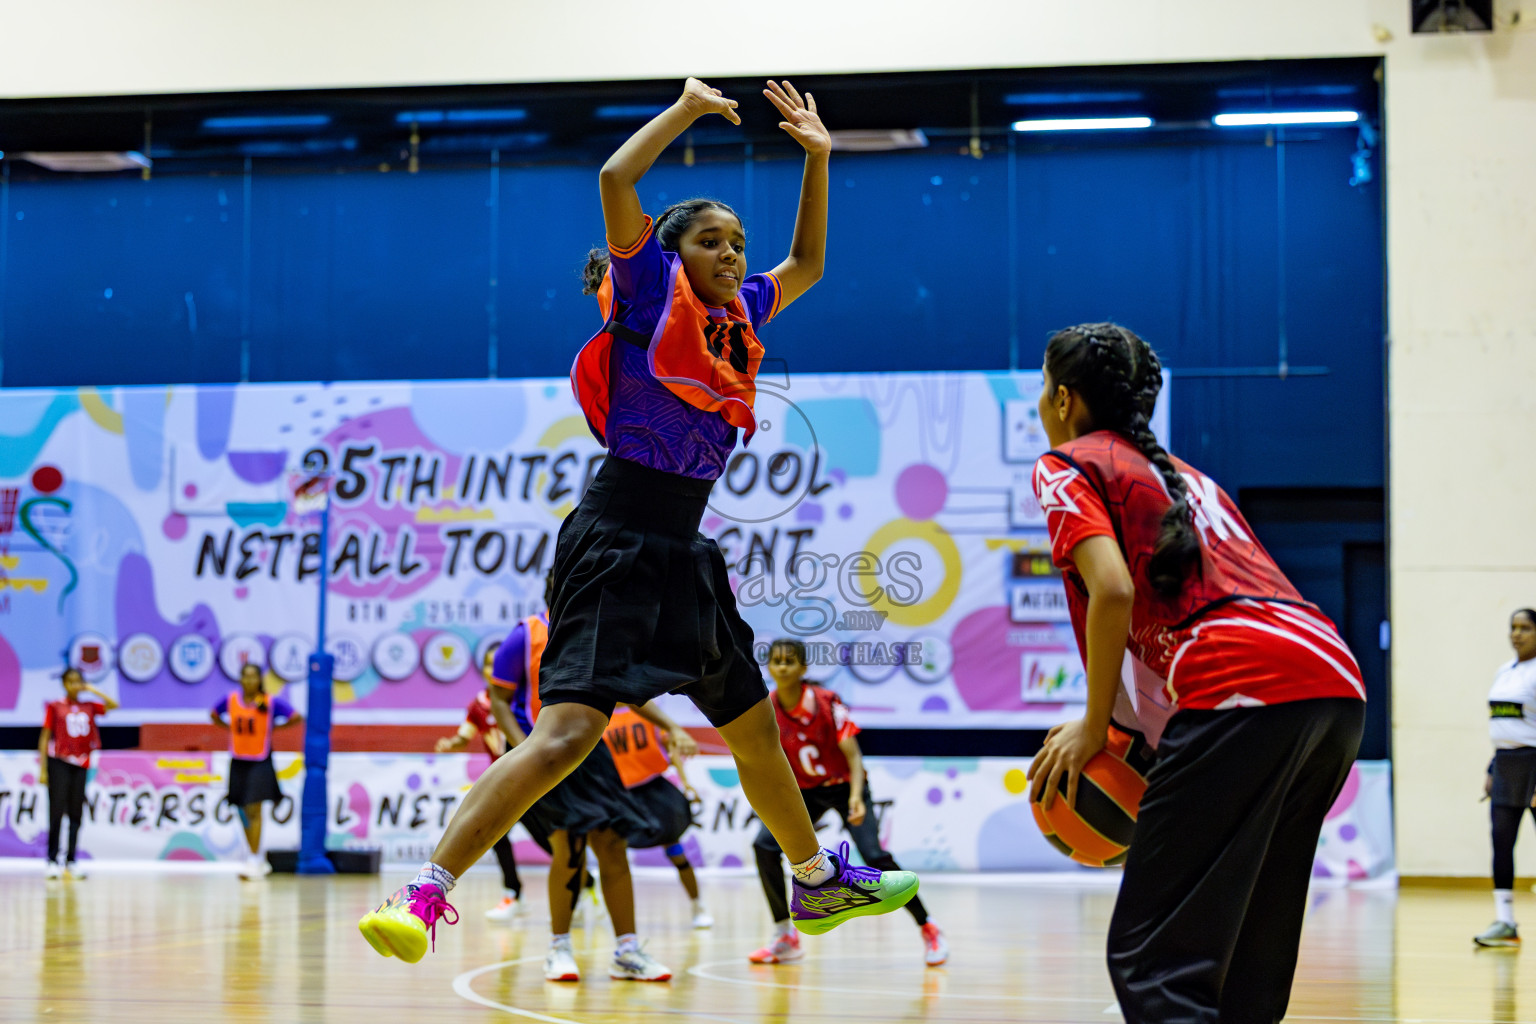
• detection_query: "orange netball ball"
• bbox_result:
[1031,726,1153,868]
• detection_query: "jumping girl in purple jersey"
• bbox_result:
[359,77,919,967]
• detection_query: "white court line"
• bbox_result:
[452,958,581,1024]
[452,955,753,1024]
[686,957,1112,1006]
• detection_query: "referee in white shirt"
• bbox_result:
[1477,608,1536,947]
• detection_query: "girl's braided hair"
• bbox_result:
[1044,322,1199,598]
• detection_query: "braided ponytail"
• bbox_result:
[1043,323,1199,598]
[579,197,742,297]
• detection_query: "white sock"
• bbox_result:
[791,848,835,887]
[1496,889,1516,926]
[551,932,572,950]
[691,897,707,912]
[411,861,457,894]
[615,932,639,955]
[774,919,794,939]
[503,888,517,900]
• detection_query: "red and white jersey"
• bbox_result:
[463,690,508,759]
[774,685,860,789]
[1033,431,1364,712]
[43,699,106,767]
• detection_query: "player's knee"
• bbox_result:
[527,723,597,776]
[589,831,626,866]
[726,718,782,762]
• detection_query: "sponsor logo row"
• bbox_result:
[67,630,499,686]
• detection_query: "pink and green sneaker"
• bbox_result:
[789,843,919,936]
[358,883,459,963]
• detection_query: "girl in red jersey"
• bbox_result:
[38,667,118,879]
[747,639,947,967]
[1025,323,1365,1024]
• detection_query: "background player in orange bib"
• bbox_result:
[39,666,117,879]
[602,703,713,928]
[211,662,302,880]
[435,640,545,922]
[484,608,680,982]
[747,639,947,967]
[1025,323,1365,1023]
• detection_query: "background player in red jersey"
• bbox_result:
[748,639,947,967]
[436,641,537,922]
[38,666,118,879]
[1025,323,1365,1023]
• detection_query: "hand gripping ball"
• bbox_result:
[1032,724,1155,867]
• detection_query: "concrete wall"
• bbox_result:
[4,0,1534,876]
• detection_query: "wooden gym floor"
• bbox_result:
[2,863,1532,1023]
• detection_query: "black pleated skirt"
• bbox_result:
[226,756,283,806]
[539,455,767,728]
[624,775,695,850]
[522,737,660,841]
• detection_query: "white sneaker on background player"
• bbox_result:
[485,893,521,922]
[544,940,580,981]
[610,944,671,981]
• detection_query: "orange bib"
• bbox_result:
[524,614,548,724]
[228,691,273,760]
[602,706,671,789]
[572,259,764,447]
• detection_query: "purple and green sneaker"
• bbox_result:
[790,842,919,936]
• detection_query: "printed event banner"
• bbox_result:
[0,373,1165,729]
[0,752,1392,878]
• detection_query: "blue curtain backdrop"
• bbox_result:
[0,129,1383,497]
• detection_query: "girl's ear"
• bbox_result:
[1052,385,1072,422]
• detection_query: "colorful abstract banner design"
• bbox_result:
[0,373,1166,728]
[0,752,1392,878]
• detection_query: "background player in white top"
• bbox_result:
[1475,608,1536,947]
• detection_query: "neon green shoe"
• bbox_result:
[790,843,919,936]
[358,883,458,963]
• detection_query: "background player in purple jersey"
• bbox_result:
[360,76,919,968]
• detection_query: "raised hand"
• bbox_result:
[764,80,830,156]
[680,77,741,125]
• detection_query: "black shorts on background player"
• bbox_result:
[625,775,694,851]
[1488,747,1536,892]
